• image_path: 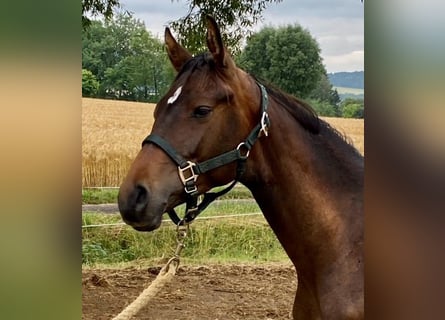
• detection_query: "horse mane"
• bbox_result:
[253,76,363,158]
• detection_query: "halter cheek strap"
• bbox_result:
[141,82,270,225]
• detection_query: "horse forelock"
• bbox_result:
[176,53,214,79]
[171,53,222,92]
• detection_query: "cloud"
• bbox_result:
[119,0,189,37]
[324,50,364,73]
[263,0,364,20]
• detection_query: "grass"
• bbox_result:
[82,98,364,187]
[82,190,274,266]
[82,188,119,204]
[82,210,286,267]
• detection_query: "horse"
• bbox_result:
[118,16,364,319]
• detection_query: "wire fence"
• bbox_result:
[82,185,260,229]
[83,186,120,189]
[82,212,263,229]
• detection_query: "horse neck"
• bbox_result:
[241,98,364,272]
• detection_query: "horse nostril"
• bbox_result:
[134,184,148,212]
[118,183,150,220]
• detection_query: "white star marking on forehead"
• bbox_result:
[167,86,182,105]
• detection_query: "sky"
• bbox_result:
[118,0,364,73]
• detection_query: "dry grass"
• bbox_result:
[82,98,156,187]
[83,98,364,187]
[321,117,364,155]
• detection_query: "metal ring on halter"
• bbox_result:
[237,142,250,159]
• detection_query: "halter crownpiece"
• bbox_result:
[142,81,270,225]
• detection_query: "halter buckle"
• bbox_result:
[178,161,198,194]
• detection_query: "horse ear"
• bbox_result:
[165,27,193,72]
[206,15,234,68]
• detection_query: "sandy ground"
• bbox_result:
[82,263,297,320]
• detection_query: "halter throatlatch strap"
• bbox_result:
[141,81,269,225]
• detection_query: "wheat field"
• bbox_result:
[82,98,364,187]
[82,98,156,187]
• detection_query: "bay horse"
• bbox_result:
[118,16,364,319]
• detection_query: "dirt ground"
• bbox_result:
[82,263,297,320]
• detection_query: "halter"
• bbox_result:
[142,82,270,225]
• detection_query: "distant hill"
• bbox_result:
[328,71,364,89]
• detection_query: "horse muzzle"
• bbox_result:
[117,184,165,232]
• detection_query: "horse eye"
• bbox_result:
[192,106,212,118]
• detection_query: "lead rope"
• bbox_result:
[112,223,190,320]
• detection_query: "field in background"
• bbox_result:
[334,86,364,95]
[83,98,364,187]
[334,86,364,100]
[82,98,155,187]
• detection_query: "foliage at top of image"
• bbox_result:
[167,0,283,55]
[82,0,283,54]
[82,0,120,29]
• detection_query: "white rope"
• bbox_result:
[111,224,189,320]
[82,222,126,228]
[111,259,179,320]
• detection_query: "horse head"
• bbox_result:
[118,16,263,231]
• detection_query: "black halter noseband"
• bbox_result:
[142,82,270,225]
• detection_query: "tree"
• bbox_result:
[82,12,175,102]
[307,99,338,117]
[82,0,120,29]
[309,72,341,116]
[239,24,325,99]
[236,26,274,77]
[169,0,283,54]
[340,98,364,118]
[82,20,109,82]
[82,69,100,97]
